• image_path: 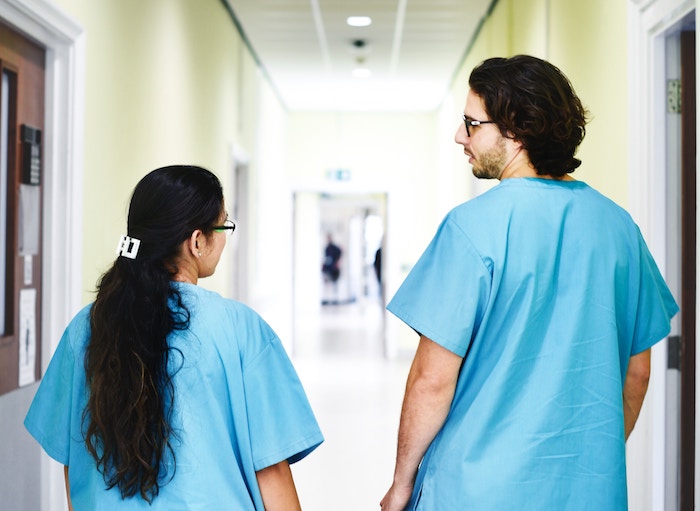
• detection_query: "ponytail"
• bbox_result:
[83,165,223,501]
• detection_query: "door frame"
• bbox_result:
[228,142,249,302]
[628,0,697,509]
[678,29,696,510]
[291,181,392,357]
[0,1,84,510]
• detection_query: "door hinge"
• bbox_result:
[668,335,681,370]
[667,79,682,114]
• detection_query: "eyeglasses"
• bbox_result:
[463,114,496,137]
[212,218,236,235]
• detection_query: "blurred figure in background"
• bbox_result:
[322,233,342,304]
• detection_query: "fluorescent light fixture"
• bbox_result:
[352,68,371,78]
[347,16,372,27]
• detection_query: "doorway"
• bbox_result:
[228,146,249,302]
[292,191,387,358]
[664,20,696,511]
[0,18,46,395]
[628,2,697,507]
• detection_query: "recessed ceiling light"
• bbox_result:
[347,16,372,27]
[352,68,372,78]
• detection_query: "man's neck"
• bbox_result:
[497,148,572,181]
[498,147,535,179]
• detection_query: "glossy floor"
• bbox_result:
[291,298,413,511]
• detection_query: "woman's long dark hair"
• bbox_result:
[83,165,224,502]
[469,55,589,177]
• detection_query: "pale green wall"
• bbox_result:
[510,0,549,57]
[51,0,268,303]
[548,0,628,205]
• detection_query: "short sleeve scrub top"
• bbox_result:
[25,282,323,510]
[388,179,679,510]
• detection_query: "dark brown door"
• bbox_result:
[0,21,45,395]
[679,29,696,511]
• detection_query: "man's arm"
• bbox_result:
[623,348,652,440]
[256,460,302,511]
[380,336,462,511]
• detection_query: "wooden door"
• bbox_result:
[679,29,696,511]
[0,21,45,395]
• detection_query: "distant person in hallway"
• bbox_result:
[374,246,382,285]
[322,233,342,304]
[380,55,679,511]
[322,233,342,283]
[25,165,323,510]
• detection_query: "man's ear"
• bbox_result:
[505,131,521,146]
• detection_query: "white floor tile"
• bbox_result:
[291,299,413,511]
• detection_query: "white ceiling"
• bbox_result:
[224,0,495,112]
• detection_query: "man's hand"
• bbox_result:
[381,335,462,511]
[380,482,413,511]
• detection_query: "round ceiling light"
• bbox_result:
[346,16,372,27]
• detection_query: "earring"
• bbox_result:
[198,251,202,257]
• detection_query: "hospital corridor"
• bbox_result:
[291,298,412,511]
[0,0,697,509]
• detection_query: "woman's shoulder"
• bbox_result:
[177,285,280,359]
[176,283,266,326]
[191,285,251,310]
[62,303,92,332]
[54,303,94,354]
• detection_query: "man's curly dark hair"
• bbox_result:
[469,55,589,177]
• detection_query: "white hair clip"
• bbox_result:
[116,235,141,259]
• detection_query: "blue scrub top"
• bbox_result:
[25,283,323,510]
[388,178,679,510]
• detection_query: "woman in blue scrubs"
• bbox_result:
[25,165,323,510]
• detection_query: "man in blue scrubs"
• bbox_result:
[380,55,679,511]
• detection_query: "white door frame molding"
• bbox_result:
[627,1,696,510]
